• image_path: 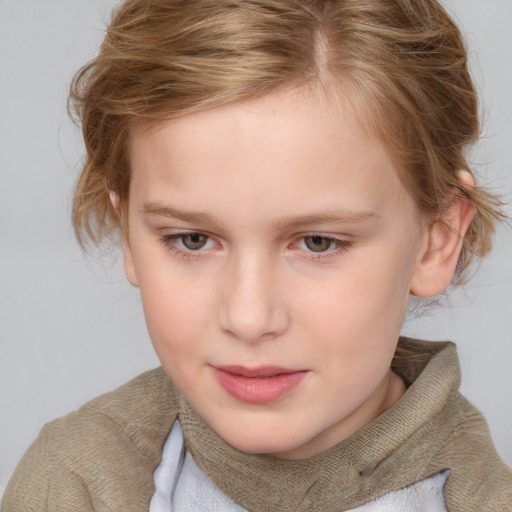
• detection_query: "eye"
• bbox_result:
[161,231,217,255]
[292,234,353,260]
[303,235,338,253]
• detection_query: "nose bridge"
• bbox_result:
[219,249,288,342]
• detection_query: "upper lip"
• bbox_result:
[214,365,305,378]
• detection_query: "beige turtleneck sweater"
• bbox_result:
[2,338,511,511]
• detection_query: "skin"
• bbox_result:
[123,86,473,460]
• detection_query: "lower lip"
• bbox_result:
[213,368,308,404]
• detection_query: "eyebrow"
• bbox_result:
[142,203,217,224]
[274,210,380,229]
[142,202,380,229]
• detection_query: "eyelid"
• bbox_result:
[294,231,351,244]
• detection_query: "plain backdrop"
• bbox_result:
[1,0,511,497]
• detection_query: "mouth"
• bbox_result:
[212,365,308,404]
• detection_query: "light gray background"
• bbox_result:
[1,0,511,497]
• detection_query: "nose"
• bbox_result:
[218,254,290,343]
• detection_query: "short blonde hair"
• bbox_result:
[70,0,504,283]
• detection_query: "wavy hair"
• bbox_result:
[69,0,505,283]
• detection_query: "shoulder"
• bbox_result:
[2,368,179,512]
[433,393,512,512]
[394,339,512,510]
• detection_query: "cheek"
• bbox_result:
[296,245,417,358]
[140,285,208,385]
[133,256,214,357]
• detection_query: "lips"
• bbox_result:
[213,365,308,404]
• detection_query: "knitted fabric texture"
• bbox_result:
[2,338,512,511]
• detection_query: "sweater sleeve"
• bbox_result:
[2,423,95,512]
[2,408,163,512]
[2,368,178,512]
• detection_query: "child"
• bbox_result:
[3,0,511,510]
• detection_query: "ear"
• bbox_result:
[410,172,476,297]
[109,190,139,287]
[109,190,120,212]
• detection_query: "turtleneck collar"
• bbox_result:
[175,338,461,511]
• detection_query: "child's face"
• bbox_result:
[124,87,428,459]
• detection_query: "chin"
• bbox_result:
[228,437,294,457]
[214,422,307,458]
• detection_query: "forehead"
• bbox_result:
[127,87,416,226]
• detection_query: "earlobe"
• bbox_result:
[410,172,476,298]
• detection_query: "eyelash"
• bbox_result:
[159,232,353,261]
